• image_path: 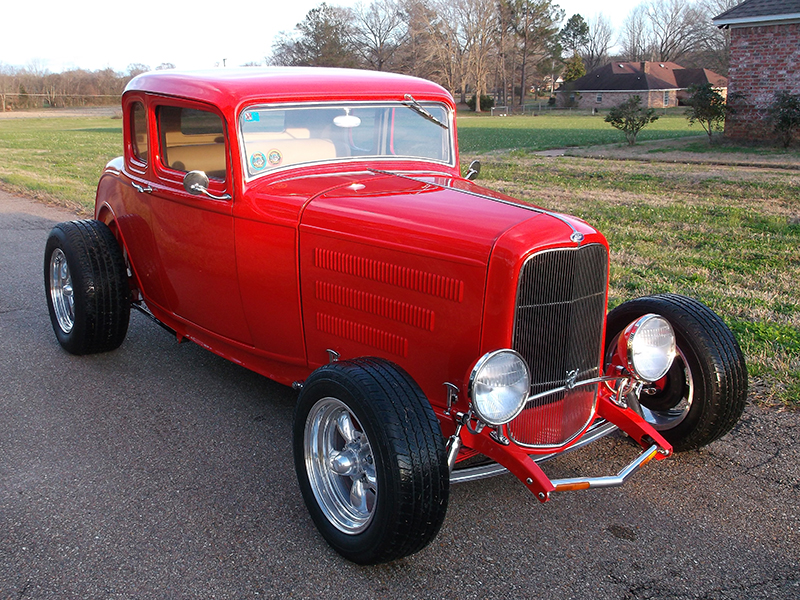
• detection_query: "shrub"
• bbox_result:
[605,96,659,145]
[685,83,730,144]
[768,91,800,148]
[467,94,495,112]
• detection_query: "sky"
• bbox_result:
[1,0,642,74]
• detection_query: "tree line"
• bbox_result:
[270,0,737,111]
[1,0,735,113]
[0,63,174,112]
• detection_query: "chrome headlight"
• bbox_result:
[469,350,531,426]
[621,314,676,382]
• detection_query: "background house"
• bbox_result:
[713,0,800,140]
[557,62,727,110]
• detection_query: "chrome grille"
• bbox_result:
[508,244,608,447]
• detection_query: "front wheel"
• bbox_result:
[605,294,747,451]
[293,358,449,564]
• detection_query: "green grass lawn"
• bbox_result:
[457,112,702,153]
[0,116,122,211]
[1,112,797,407]
[474,155,800,407]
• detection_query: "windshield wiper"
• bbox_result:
[402,94,449,129]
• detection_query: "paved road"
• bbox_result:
[1,189,798,599]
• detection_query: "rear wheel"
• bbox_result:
[44,220,130,355]
[605,294,747,451]
[293,357,449,564]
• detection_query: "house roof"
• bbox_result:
[713,0,800,27]
[566,62,727,93]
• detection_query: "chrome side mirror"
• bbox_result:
[183,170,210,195]
[183,170,231,200]
[465,160,481,181]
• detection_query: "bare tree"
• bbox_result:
[427,0,472,104]
[619,0,706,64]
[394,0,441,80]
[495,0,518,105]
[620,4,652,61]
[127,64,151,77]
[695,0,737,74]
[646,0,704,63]
[351,0,407,71]
[583,13,614,72]
[461,0,499,111]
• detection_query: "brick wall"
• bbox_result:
[557,90,674,109]
[725,22,800,140]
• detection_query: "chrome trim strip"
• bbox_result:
[525,375,620,404]
[551,444,660,491]
[450,419,618,484]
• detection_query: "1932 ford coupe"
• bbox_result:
[44,68,747,564]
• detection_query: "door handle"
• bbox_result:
[131,182,153,193]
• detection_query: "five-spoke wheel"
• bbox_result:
[304,398,378,534]
[293,357,449,564]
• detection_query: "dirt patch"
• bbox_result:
[563,136,800,170]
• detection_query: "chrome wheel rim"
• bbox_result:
[304,397,377,535]
[640,348,694,430]
[49,248,75,333]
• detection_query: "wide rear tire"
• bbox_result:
[293,357,449,564]
[44,220,130,355]
[605,294,747,451]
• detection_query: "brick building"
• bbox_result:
[557,62,727,110]
[713,0,800,141]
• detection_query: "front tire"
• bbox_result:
[293,358,449,564]
[605,294,747,451]
[44,220,130,355]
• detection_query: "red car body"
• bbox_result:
[44,68,746,563]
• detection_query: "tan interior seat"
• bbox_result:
[166,144,226,176]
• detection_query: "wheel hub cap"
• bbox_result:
[49,248,75,333]
[304,398,377,534]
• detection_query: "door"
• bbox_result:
[148,101,252,344]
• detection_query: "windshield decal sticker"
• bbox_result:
[250,152,267,171]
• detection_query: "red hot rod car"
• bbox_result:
[44,68,747,564]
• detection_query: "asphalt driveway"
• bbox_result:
[1,189,798,599]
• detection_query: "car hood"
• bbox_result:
[299,172,588,266]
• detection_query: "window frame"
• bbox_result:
[152,98,231,197]
[237,100,456,182]
[124,95,149,176]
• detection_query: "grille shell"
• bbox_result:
[508,244,608,448]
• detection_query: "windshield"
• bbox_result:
[239,101,453,178]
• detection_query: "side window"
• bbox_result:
[131,102,148,163]
[157,105,227,181]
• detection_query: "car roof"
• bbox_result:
[124,67,455,111]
